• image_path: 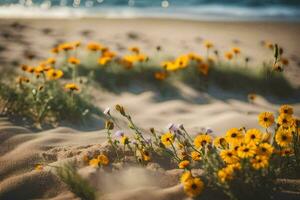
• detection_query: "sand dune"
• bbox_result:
[0,87,299,199]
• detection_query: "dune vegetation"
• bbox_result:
[0,40,297,129]
[37,104,300,200]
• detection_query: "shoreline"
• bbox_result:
[1,15,300,23]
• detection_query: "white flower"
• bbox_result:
[103,107,111,115]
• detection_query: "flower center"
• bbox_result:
[231,133,237,138]
[281,135,287,141]
[264,117,268,122]
[191,184,197,190]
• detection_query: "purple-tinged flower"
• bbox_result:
[206,127,213,134]
[167,123,179,132]
[115,130,124,137]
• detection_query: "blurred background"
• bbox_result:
[0,0,300,20]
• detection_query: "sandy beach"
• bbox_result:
[0,17,300,200]
[1,18,300,85]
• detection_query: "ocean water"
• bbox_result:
[0,0,300,20]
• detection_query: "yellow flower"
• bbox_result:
[232,47,241,55]
[73,41,81,48]
[214,137,228,149]
[237,144,257,159]
[89,158,100,168]
[244,129,262,144]
[183,177,204,197]
[191,151,201,161]
[230,143,241,152]
[280,148,294,156]
[265,42,274,50]
[128,46,140,54]
[225,128,243,144]
[136,54,148,62]
[228,162,241,170]
[224,52,233,60]
[25,66,35,73]
[68,57,80,65]
[46,57,56,65]
[46,69,64,80]
[194,134,212,148]
[277,114,293,128]
[64,83,80,91]
[87,42,102,51]
[204,41,214,49]
[51,47,59,54]
[142,150,151,161]
[34,65,44,75]
[258,112,274,128]
[97,154,109,166]
[161,132,174,147]
[218,166,234,183]
[35,164,43,171]
[275,128,292,147]
[280,58,289,66]
[198,62,210,76]
[21,64,29,71]
[257,143,274,157]
[279,104,293,115]
[180,171,192,183]
[178,160,190,169]
[251,156,269,170]
[102,51,116,58]
[175,55,189,69]
[59,43,74,51]
[220,149,239,164]
[120,136,129,145]
[98,57,112,65]
[154,71,168,80]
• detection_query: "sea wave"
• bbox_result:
[0,4,299,21]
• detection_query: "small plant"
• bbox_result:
[55,163,96,200]
[0,58,101,129]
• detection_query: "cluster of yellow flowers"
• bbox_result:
[24,40,290,86]
[169,104,298,197]
[34,104,298,199]
[91,104,298,198]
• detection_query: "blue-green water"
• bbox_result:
[0,0,299,20]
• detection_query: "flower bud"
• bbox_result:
[105,120,114,130]
[115,104,126,116]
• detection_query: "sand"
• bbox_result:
[0,17,300,200]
